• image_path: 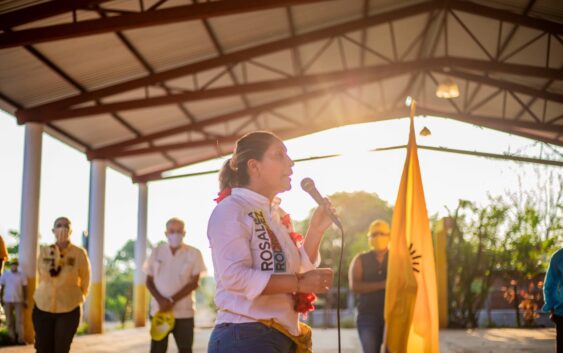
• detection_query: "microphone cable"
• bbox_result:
[335,224,345,353]
[300,178,345,352]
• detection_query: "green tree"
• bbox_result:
[446,183,561,328]
[446,198,509,328]
[6,230,19,257]
[294,191,392,326]
[295,191,392,288]
[105,240,136,327]
[497,172,562,327]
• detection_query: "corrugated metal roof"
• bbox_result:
[0,47,79,106]
[35,33,148,90]
[0,0,560,181]
[123,21,217,72]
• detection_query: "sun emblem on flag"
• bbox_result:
[409,243,422,273]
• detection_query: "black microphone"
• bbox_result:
[300,177,343,230]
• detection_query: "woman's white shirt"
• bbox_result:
[207,188,319,336]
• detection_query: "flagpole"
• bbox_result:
[384,95,440,352]
[379,97,416,353]
[409,97,416,132]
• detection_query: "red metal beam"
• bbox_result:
[93,99,563,160]
[130,105,563,182]
[416,107,563,137]
[0,0,331,48]
[449,0,563,35]
[91,109,410,159]
[495,0,537,59]
[136,142,563,183]
[0,91,22,110]
[132,150,225,183]
[437,69,563,103]
[130,111,409,182]
[0,0,112,29]
[419,144,563,167]
[18,56,563,122]
[44,122,137,177]
[20,60,444,121]
[20,0,548,52]
[448,8,494,60]
[92,135,241,160]
[89,65,563,159]
[19,1,438,114]
[87,65,423,156]
[93,127,313,160]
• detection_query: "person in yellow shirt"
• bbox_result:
[0,234,9,272]
[32,217,91,353]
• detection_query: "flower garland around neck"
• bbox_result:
[213,189,317,317]
[48,244,68,277]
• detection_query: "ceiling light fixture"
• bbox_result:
[420,126,431,136]
[436,78,460,99]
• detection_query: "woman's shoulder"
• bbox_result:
[208,197,254,238]
[210,195,251,222]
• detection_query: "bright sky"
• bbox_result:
[0,109,561,276]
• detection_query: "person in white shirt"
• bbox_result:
[207,131,336,353]
[145,217,207,353]
[0,258,27,344]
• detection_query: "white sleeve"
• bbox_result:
[299,247,321,272]
[208,204,271,301]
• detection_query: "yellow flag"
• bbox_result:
[384,101,440,353]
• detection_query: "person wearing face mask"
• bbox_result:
[349,219,391,353]
[33,217,91,353]
[0,259,28,344]
[144,217,207,353]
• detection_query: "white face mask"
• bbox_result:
[167,232,183,247]
[54,227,71,243]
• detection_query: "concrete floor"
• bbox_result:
[0,327,555,353]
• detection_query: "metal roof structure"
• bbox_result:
[1,0,561,182]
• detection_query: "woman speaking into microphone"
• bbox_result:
[207,131,335,353]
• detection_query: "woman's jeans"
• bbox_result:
[356,313,385,353]
[208,322,295,353]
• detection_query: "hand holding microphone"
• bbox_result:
[301,178,346,352]
[301,177,343,230]
[298,268,334,293]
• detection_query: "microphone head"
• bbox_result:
[300,177,315,193]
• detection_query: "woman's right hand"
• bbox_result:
[298,268,334,293]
